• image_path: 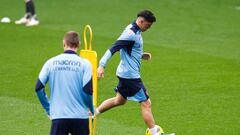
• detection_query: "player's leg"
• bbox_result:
[126,85,161,135]
[50,119,70,135]
[140,99,155,128]
[141,99,161,135]
[25,0,39,26]
[125,78,160,135]
[96,92,126,114]
[96,77,127,114]
[26,0,35,16]
[15,0,39,26]
[15,0,31,24]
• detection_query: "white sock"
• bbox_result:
[95,108,101,116]
[150,125,159,135]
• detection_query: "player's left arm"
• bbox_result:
[142,52,152,60]
[82,60,94,114]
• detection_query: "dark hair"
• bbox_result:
[137,10,156,23]
[64,31,80,48]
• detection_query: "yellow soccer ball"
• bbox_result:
[146,125,164,135]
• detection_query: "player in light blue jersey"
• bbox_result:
[96,10,162,135]
[35,31,93,135]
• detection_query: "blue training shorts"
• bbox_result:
[115,76,149,102]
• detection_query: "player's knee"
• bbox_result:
[142,99,152,108]
[114,93,126,106]
[114,99,126,106]
[118,100,126,105]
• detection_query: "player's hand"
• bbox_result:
[48,115,52,120]
[97,67,105,79]
[142,52,152,60]
[89,111,93,116]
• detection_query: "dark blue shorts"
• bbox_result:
[115,76,149,102]
[50,119,89,135]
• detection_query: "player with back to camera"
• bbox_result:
[35,31,93,135]
[96,10,162,135]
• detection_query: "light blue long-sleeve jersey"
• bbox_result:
[35,50,93,120]
[99,22,143,79]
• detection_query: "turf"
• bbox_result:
[0,0,240,134]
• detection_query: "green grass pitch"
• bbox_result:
[0,0,240,134]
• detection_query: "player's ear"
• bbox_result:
[139,17,145,24]
[63,40,66,48]
[77,41,80,48]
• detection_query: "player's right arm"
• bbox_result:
[98,29,136,79]
[35,60,50,117]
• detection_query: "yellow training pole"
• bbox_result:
[80,25,98,135]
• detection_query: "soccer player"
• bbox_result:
[15,0,39,26]
[35,31,93,135]
[96,10,161,135]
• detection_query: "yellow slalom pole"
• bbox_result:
[84,25,92,50]
[89,113,93,135]
[80,25,98,135]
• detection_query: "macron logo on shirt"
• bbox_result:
[53,60,81,66]
[52,60,81,72]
